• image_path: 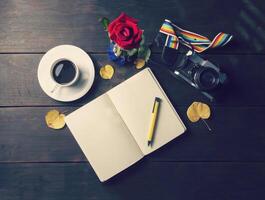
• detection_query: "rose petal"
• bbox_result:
[108,13,127,32]
[116,37,135,49]
[116,38,133,49]
[115,24,133,41]
[134,29,143,43]
[126,20,139,34]
[121,27,131,37]
[116,29,142,49]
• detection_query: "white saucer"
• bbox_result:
[38,45,95,102]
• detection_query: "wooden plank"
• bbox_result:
[0,106,264,162]
[0,162,264,200]
[0,54,264,106]
[0,54,139,106]
[0,0,264,53]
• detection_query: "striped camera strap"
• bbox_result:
[159,19,233,53]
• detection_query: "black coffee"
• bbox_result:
[52,60,76,84]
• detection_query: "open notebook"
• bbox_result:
[65,68,186,182]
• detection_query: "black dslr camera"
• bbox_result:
[173,50,227,101]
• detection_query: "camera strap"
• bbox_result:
[159,19,233,53]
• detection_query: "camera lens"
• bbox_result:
[194,68,219,90]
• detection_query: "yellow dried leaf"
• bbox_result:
[45,110,66,130]
[187,102,200,122]
[187,102,211,122]
[197,102,211,119]
[100,65,114,79]
[134,58,145,69]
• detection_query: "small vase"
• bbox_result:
[107,42,137,66]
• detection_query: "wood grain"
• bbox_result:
[0,0,264,53]
[0,106,264,162]
[0,1,264,199]
[0,54,264,107]
[0,162,264,200]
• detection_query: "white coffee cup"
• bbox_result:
[50,58,80,93]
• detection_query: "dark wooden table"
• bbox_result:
[0,0,264,199]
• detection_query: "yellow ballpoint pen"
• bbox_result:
[147,97,161,146]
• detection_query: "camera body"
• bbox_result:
[173,51,227,101]
[150,32,228,101]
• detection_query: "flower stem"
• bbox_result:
[201,119,212,132]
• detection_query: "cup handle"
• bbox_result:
[50,84,60,93]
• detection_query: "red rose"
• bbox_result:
[108,12,143,50]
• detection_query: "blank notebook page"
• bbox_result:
[65,94,143,182]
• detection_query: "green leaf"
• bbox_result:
[137,46,146,58]
[137,46,151,62]
[144,48,151,62]
[126,48,138,56]
[140,35,145,46]
[99,17,110,31]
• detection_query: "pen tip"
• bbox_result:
[148,141,151,146]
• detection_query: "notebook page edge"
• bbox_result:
[146,68,187,132]
[141,68,186,155]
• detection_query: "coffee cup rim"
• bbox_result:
[50,58,80,87]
